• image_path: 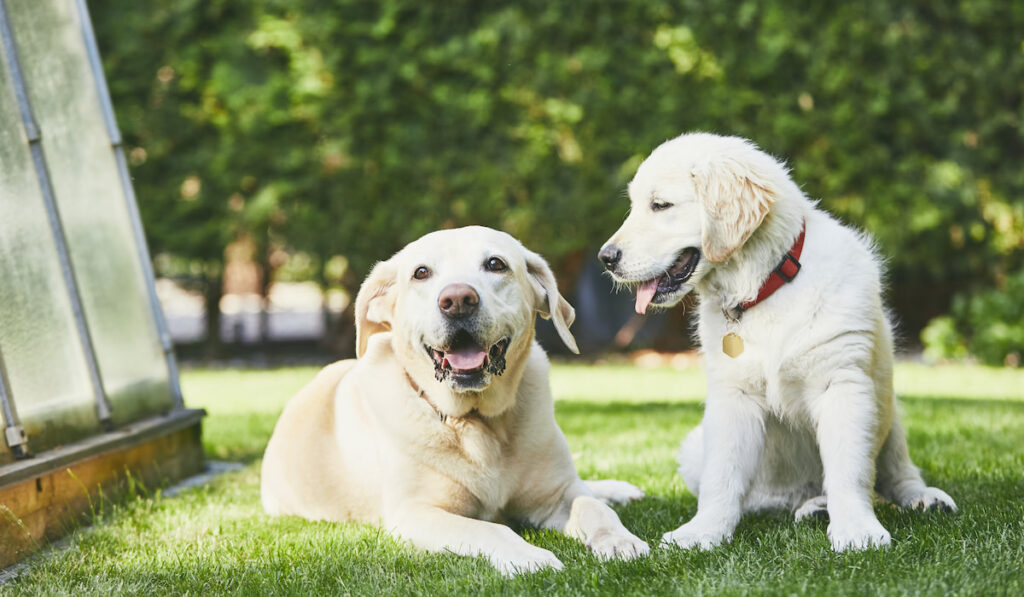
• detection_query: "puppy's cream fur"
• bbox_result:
[261,226,648,575]
[603,133,955,552]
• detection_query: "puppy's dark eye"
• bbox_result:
[651,200,673,212]
[413,266,431,280]
[484,257,508,273]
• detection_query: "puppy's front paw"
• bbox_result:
[587,530,650,561]
[902,487,957,513]
[490,543,563,576]
[828,517,891,552]
[660,520,731,551]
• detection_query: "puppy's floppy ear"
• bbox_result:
[692,155,778,263]
[354,259,397,358]
[523,248,579,354]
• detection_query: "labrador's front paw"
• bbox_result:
[828,517,891,552]
[587,530,650,561]
[585,479,646,505]
[490,543,563,576]
[660,519,731,550]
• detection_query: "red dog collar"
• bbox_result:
[738,222,806,312]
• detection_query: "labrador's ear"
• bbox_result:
[692,155,778,264]
[354,259,398,358]
[523,248,579,354]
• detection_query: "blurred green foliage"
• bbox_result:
[923,266,1024,366]
[91,0,1024,354]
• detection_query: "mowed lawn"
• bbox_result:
[5,362,1024,595]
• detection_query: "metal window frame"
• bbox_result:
[0,0,113,440]
[0,350,27,458]
[73,0,184,409]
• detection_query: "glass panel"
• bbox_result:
[0,37,101,452]
[7,0,173,426]
[0,356,8,465]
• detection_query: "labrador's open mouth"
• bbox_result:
[634,248,700,314]
[426,330,510,386]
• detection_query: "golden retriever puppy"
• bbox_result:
[262,226,648,575]
[600,132,955,552]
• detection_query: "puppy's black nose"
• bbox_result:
[598,245,622,270]
[438,283,479,318]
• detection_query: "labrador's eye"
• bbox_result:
[651,200,673,212]
[484,257,508,273]
[413,266,431,280]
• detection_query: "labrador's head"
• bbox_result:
[599,132,791,313]
[353,226,577,417]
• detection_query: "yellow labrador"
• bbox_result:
[261,226,648,575]
[600,132,955,552]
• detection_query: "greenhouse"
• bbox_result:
[0,0,203,567]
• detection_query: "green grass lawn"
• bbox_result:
[6,362,1024,595]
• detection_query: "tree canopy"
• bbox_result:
[92,0,1024,360]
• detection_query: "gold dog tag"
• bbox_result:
[722,333,744,358]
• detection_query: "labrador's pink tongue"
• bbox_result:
[635,279,659,315]
[445,347,487,371]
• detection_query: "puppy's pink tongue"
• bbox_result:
[445,348,487,371]
[635,279,659,315]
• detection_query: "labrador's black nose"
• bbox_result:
[438,283,479,318]
[598,245,622,270]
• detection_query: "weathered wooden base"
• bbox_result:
[0,409,205,568]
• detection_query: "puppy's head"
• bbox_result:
[599,132,787,313]
[354,226,577,416]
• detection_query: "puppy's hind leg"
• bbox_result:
[794,495,829,522]
[676,424,704,497]
[875,415,957,512]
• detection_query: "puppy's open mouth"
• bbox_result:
[634,248,700,314]
[425,330,510,388]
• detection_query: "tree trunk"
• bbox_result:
[257,250,273,347]
[202,268,225,359]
